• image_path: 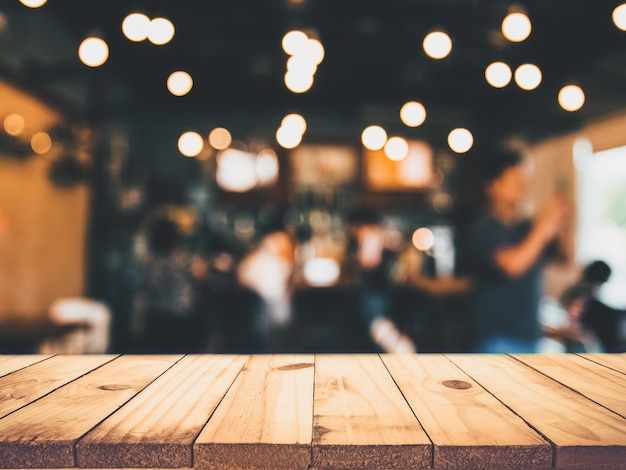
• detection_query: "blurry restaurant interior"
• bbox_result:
[1,0,626,355]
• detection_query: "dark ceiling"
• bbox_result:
[6,0,626,150]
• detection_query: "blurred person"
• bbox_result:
[468,149,569,353]
[558,260,625,352]
[133,215,207,352]
[237,227,296,351]
[347,208,416,353]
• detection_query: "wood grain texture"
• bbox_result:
[382,354,551,470]
[0,355,181,468]
[577,353,626,374]
[0,354,116,419]
[514,354,626,418]
[0,355,49,378]
[448,354,626,470]
[313,354,431,469]
[194,354,314,470]
[76,354,247,468]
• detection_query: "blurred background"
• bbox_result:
[1,0,625,354]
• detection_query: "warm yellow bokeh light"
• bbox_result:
[284,69,314,93]
[502,12,532,42]
[361,125,387,151]
[412,227,435,251]
[485,62,512,88]
[447,128,474,153]
[31,131,52,154]
[286,55,317,75]
[276,125,303,149]
[178,131,204,157]
[216,149,258,192]
[148,17,175,45]
[19,0,47,7]
[514,64,542,90]
[400,101,426,127]
[558,85,585,112]
[281,113,307,135]
[3,113,25,136]
[78,37,109,67]
[613,4,626,31]
[384,136,409,161]
[167,71,193,96]
[423,31,452,59]
[208,127,232,150]
[122,13,150,42]
[256,149,280,186]
[282,30,309,55]
[305,38,325,65]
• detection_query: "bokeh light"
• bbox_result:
[400,101,426,127]
[412,227,435,251]
[216,149,257,192]
[614,4,626,30]
[447,128,474,153]
[485,62,512,88]
[282,30,309,55]
[78,37,109,67]
[208,127,232,150]
[514,64,542,90]
[276,126,303,149]
[19,0,47,8]
[122,13,150,42]
[361,125,387,150]
[281,113,307,135]
[284,69,314,93]
[423,31,452,59]
[31,131,52,154]
[148,17,175,45]
[384,136,409,161]
[167,71,193,96]
[256,149,280,186]
[502,12,532,42]
[558,85,585,112]
[178,131,204,157]
[303,258,341,287]
[3,113,25,136]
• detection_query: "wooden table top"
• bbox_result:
[0,353,625,470]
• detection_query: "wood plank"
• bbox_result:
[448,354,626,470]
[76,354,247,468]
[0,354,116,419]
[577,353,626,374]
[194,354,314,470]
[0,355,50,377]
[312,354,431,470]
[0,354,181,468]
[514,354,626,419]
[382,354,552,470]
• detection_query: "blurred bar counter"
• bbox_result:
[0,353,625,469]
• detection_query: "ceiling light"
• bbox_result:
[502,12,532,42]
[613,4,626,31]
[423,31,452,59]
[485,62,512,88]
[400,101,426,127]
[447,128,473,153]
[514,64,542,90]
[167,71,193,96]
[78,37,109,67]
[122,13,150,42]
[384,136,409,161]
[148,17,175,45]
[558,85,585,112]
[361,125,387,150]
[178,131,204,157]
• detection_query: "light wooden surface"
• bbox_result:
[0,353,624,470]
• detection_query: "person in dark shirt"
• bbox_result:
[468,149,569,353]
